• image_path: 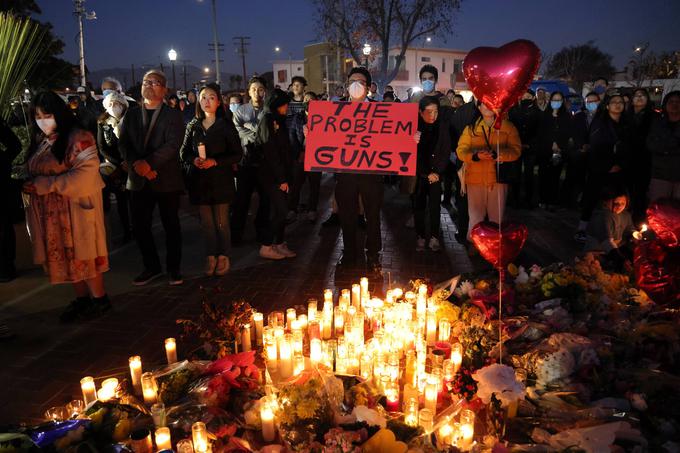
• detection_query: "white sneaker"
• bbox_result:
[307,211,317,222]
[260,245,286,260]
[205,256,217,276]
[274,243,297,258]
[429,237,441,252]
[405,216,415,228]
[416,237,426,252]
[215,255,230,275]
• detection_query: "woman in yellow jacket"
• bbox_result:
[456,102,522,240]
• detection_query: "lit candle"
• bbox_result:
[443,359,455,382]
[155,427,172,451]
[419,408,434,433]
[459,408,475,449]
[351,284,361,308]
[322,301,333,339]
[310,338,322,365]
[438,318,451,342]
[339,289,350,311]
[418,283,427,298]
[278,334,293,379]
[292,329,303,355]
[308,299,318,321]
[254,312,264,346]
[451,342,463,373]
[324,288,333,305]
[129,356,143,395]
[265,336,278,372]
[308,319,321,340]
[286,308,296,330]
[417,295,427,319]
[294,354,305,375]
[150,402,166,427]
[241,324,252,352]
[424,375,438,413]
[298,314,308,331]
[260,400,276,443]
[404,398,419,427]
[334,307,345,336]
[403,384,418,410]
[360,353,373,381]
[192,421,209,453]
[438,422,453,446]
[98,378,118,402]
[385,381,399,412]
[80,376,97,406]
[164,338,177,364]
[141,372,157,405]
[426,312,437,344]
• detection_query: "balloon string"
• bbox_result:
[496,126,502,365]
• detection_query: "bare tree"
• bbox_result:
[546,41,615,93]
[626,43,680,87]
[312,0,462,86]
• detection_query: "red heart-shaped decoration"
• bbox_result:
[470,221,528,269]
[647,199,680,247]
[463,39,541,115]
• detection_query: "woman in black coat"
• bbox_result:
[180,83,243,276]
[575,92,632,241]
[256,88,296,259]
[627,88,657,222]
[536,91,574,211]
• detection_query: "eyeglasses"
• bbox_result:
[142,80,164,87]
[347,79,367,86]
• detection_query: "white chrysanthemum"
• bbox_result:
[455,280,474,297]
[472,364,526,407]
[515,266,530,284]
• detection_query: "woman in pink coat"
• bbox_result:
[22,91,110,323]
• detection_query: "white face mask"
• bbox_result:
[36,118,57,135]
[348,81,366,100]
[106,104,125,119]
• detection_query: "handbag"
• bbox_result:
[481,124,520,185]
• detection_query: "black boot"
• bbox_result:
[59,297,93,323]
[92,294,112,314]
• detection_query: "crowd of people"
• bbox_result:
[1,63,679,326]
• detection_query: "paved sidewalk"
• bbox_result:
[0,176,579,424]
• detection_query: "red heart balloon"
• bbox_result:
[463,39,541,116]
[470,221,528,269]
[647,199,680,247]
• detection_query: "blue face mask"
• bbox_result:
[550,100,563,110]
[102,89,115,98]
[422,80,435,93]
[586,101,599,112]
[594,85,606,95]
[229,103,239,113]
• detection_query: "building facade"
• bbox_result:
[272,59,305,90]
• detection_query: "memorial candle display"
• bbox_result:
[164,338,177,364]
[260,400,276,443]
[155,427,172,451]
[80,376,97,405]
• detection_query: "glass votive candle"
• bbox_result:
[294,353,305,375]
[44,406,69,422]
[419,408,434,433]
[155,427,172,451]
[80,376,97,406]
[307,299,318,321]
[438,318,451,342]
[443,359,455,382]
[66,400,85,418]
[130,428,153,453]
[424,375,438,413]
[164,337,178,364]
[334,306,345,336]
[339,289,350,310]
[150,402,166,427]
[286,308,297,330]
[310,338,322,364]
[459,408,475,448]
[99,377,119,402]
[268,311,285,328]
[404,397,419,426]
[192,421,209,453]
[308,319,321,341]
[384,381,399,412]
[298,313,308,330]
[129,355,143,394]
[141,372,157,405]
[176,439,194,453]
[292,329,303,355]
[451,342,463,373]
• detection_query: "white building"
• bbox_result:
[272,59,305,89]
[380,46,470,101]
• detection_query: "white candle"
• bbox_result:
[141,372,157,405]
[459,409,475,448]
[451,342,463,373]
[294,354,305,375]
[278,334,293,379]
[155,427,172,451]
[308,299,318,321]
[286,308,296,330]
[80,377,97,406]
[310,338,322,365]
[424,375,438,413]
[241,324,252,352]
[339,289,350,311]
[265,337,278,372]
[164,338,177,364]
[298,314,308,331]
[426,313,437,344]
[129,356,143,395]
[192,421,209,453]
[261,401,276,443]
[98,378,118,402]
[416,294,427,318]
[254,312,264,346]
[351,284,361,308]
[324,288,333,305]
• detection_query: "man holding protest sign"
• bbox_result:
[304,67,419,272]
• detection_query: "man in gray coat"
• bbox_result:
[119,69,185,286]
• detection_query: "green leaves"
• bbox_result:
[0,12,47,120]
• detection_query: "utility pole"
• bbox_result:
[233,36,251,90]
[73,0,96,87]
[181,60,191,91]
[210,0,221,86]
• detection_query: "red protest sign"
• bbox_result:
[304,100,418,176]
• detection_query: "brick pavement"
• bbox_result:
[0,176,579,424]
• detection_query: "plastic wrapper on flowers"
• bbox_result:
[634,238,680,306]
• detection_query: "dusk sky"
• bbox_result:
[39,0,679,76]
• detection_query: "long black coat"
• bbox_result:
[259,115,293,186]
[587,113,633,175]
[536,109,574,163]
[180,117,243,205]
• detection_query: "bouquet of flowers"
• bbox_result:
[472,364,526,408]
[277,376,334,450]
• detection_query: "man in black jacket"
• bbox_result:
[0,119,22,283]
[508,89,541,208]
[119,69,185,286]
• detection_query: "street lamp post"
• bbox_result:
[168,48,177,90]
[362,43,371,68]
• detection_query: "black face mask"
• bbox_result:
[520,99,534,108]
